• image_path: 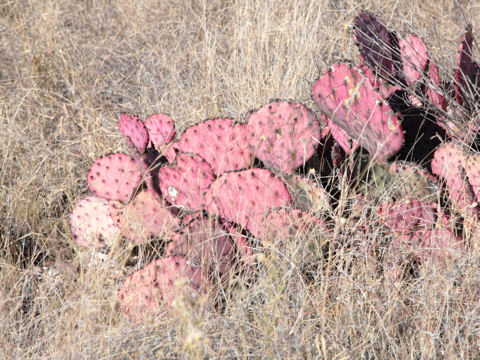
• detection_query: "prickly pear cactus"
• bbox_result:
[246,101,322,173]
[205,168,292,232]
[167,118,253,175]
[399,34,429,86]
[312,63,404,163]
[87,153,144,202]
[158,152,215,210]
[144,113,176,151]
[118,114,149,154]
[70,196,120,248]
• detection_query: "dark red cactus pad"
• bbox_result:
[168,118,253,175]
[87,153,143,202]
[312,63,404,163]
[431,142,478,215]
[118,114,149,154]
[246,101,322,173]
[118,256,209,322]
[399,34,429,85]
[455,25,474,107]
[158,153,215,210]
[118,189,179,243]
[145,113,176,151]
[167,217,235,279]
[353,11,397,80]
[205,168,292,232]
[70,196,120,248]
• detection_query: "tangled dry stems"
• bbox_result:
[2,0,480,358]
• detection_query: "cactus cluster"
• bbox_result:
[70,11,480,321]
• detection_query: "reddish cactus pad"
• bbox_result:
[399,34,429,85]
[118,256,209,322]
[145,113,176,150]
[87,153,143,202]
[326,116,360,155]
[246,101,322,173]
[167,217,235,278]
[205,168,292,232]
[455,25,474,106]
[168,118,253,175]
[312,63,404,163]
[431,142,478,215]
[118,190,179,243]
[158,153,215,210]
[70,196,120,248]
[118,114,149,154]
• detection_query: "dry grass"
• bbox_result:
[2,0,480,358]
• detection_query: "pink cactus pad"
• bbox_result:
[205,168,292,232]
[312,63,404,163]
[158,153,215,210]
[118,114,149,154]
[465,152,480,201]
[168,118,253,175]
[327,116,360,155]
[118,256,209,322]
[118,190,179,243]
[167,217,235,279]
[246,101,322,173]
[70,196,120,248]
[399,34,429,86]
[426,61,447,111]
[455,25,474,106]
[360,64,401,99]
[431,142,478,215]
[87,153,143,202]
[145,113,176,151]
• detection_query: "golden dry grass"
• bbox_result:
[2,0,480,358]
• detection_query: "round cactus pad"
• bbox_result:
[205,168,292,232]
[70,196,120,248]
[169,118,253,175]
[246,101,322,173]
[87,153,143,202]
[118,114,149,154]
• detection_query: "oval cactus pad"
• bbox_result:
[246,101,322,173]
[158,153,215,210]
[399,34,429,85]
[118,190,179,243]
[312,63,404,163]
[87,153,143,202]
[118,114,149,154]
[70,196,120,248]
[169,118,253,175]
[205,168,292,232]
[145,113,176,150]
[118,256,209,322]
